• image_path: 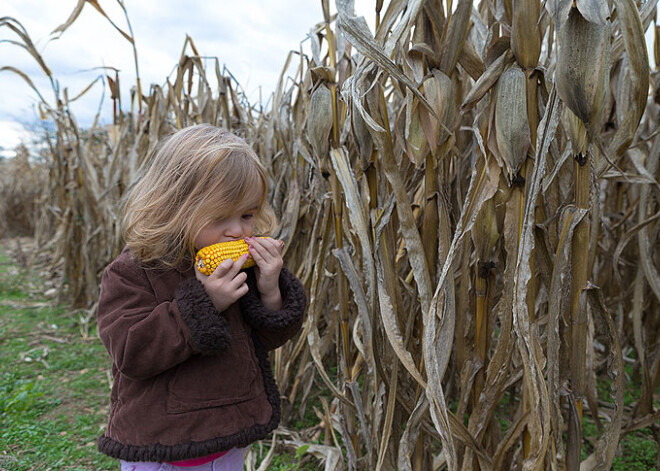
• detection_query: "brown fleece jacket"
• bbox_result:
[96,248,306,462]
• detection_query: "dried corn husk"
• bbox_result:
[405,96,429,167]
[494,64,531,178]
[472,198,499,262]
[420,69,458,151]
[307,85,334,159]
[555,6,611,137]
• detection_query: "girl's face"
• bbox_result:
[194,194,261,250]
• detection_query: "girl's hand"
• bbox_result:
[195,254,250,313]
[246,236,283,310]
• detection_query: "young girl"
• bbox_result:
[96,124,306,470]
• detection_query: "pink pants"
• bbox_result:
[120,447,246,471]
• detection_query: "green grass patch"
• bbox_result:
[613,430,658,470]
[0,245,116,470]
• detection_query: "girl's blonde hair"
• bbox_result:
[123,124,276,268]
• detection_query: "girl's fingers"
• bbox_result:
[234,253,250,271]
[209,258,232,277]
[236,282,249,298]
[247,243,275,264]
[232,271,248,288]
[248,236,281,249]
[247,237,282,259]
[210,253,249,279]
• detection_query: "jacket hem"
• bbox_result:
[97,341,281,463]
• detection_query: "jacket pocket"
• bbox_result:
[166,331,261,414]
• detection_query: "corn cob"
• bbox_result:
[195,238,261,275]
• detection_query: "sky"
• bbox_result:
[0,0,374,156]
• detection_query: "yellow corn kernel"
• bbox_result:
[195,239,257,275]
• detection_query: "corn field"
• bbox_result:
[3,0,660,469]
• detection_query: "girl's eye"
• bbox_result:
[242,213,254,220]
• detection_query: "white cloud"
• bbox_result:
[0,120,33,157]
[1,0,375,149]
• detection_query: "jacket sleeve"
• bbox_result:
[239,267,306,350]
[96,256,231,380]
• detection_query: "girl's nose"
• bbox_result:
[224,219,244,238]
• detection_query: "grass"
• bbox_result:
[0,239,322,470]
[0,241,116,470]
[612,431,658,470]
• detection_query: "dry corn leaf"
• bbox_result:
[351,102,373,165]
[346,381,373,466]
[425,154,500,469]
[370,87,433,316]
[438,0,473,74]
[0,66,49,104]
[607,0,650,156]
[465,187,518,446]
[655,21,660,68]
[52,0,134,43]
[458,39,486,80]
[1,17,52,77]
[546,206,588,458]
[383,0,425,57]
[283,439,345,471]
[446,412,493,469]
[397,396,428,471]
[637,141,660,303]
[491,410,530,469]
[462,49,513,111]
[329,147,375,310]
[373,235,427,389]
[375,360,398,471]
[406,47,430,86]
[546,0,573,28]
[68,75,104,103]
[343,62,387,134]
[631,267,648,412]
[510,87,562,469]
[576,0,610,25]
[335,0,439,121]
[425,279,458,468]
[581,287,625,471]
[622,410,660,435]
